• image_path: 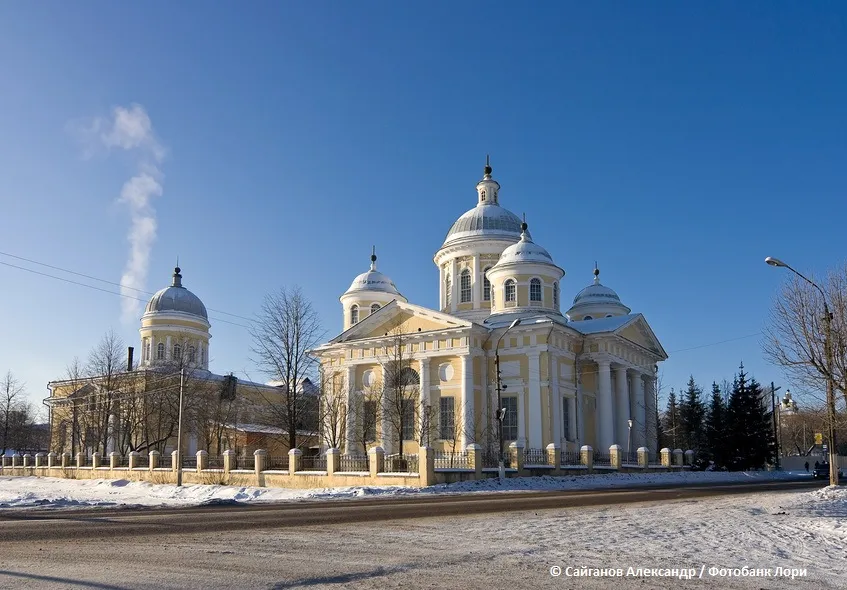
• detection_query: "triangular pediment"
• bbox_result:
[616,315,668,359]
[330,301,473,344]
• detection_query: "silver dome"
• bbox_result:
[144,267,208,320]
[345,269,402,295]
[572,283,622,305]
[442,204,530,247]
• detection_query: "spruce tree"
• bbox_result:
[705,382,727,468]
[661,389,681,449]
[727,363,776,470]
[679,375,706,454]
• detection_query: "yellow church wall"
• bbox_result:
[583,395,597,448]
[619,323,654,352]
[369,313,454,336]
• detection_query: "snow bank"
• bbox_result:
[0,470,810,510]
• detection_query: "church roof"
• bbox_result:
[144,267,208,320]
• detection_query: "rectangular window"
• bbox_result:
[502,396,518,441]
[460,271,471,303]
[562,398,571,441]
[439,397,455,440]
[401,400,415,442]
[363,400,377,442]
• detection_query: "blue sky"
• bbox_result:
[1,2,845,413]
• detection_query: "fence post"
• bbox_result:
[466,443,483,479]
[660,447,671,468]
[368,446,384,477]
[1,455,8,468]
[509,441,525,474]
[672,448,684,468]
[109,452,120,469]
[197,450,208,472]
[34,453,45,468]
[684,449,695,467]
[76,452,85,468]
[223,449,235,474]
[12,454,21,468]
[62,452,71,468]
[171,450,179,472]
[128,451,139,470]
[546,443,561,474]
[47,451,57,468]
[609,444,622,470]
[254,449,267,487]
[418,446,435,486]
[22,453,32,468]
[637,446,649,469]
[149,450,159,470]
[580,445,594,474]
[325,448,339,476]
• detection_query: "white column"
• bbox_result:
[644,375,658,456]
[149,335,155,365]
[460,355,474,447]
[517,389,526,446]
[166,335,172,360]
[345,365,356,453]
[527,352,543,449]
[568,396,577,443]
[615,366,630,448]
[439,264,445,310]
[576,368,585,445]
[418,358,430,444]
[596,359,615,451]
[379,364,392,453]
[551,355,562,445]
[633,371,647,450]
[449,258,458,313]
[472,254,481,310]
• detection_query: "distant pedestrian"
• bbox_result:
[815,461,820,470]
[804,461,809,473]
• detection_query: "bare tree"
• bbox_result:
[763,267,847,409]
[379,325,420,459]
[251,286,324,452]
[355,377,383,454]
[1,371,27,454]
[317,366,348,451]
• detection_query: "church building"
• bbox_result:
[311,160,668,459]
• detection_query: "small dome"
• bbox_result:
[567,266,631,319]
[343,251,402,296]
[490,221,556,270]
[443,205,530,247]
[144,267,208,320]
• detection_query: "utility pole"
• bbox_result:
[770,382,780,470]
[176,368,185,487]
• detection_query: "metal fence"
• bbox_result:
[561,451,582,466]
[481,448,504,469]
[338,454,368,472]
[266,455,289,471]
[622,452,640,465]
[524,448,550,466]
[156,454,173,469]
[298,454,327,471]
[234,455,255,470]
[434,451,471,470]
[593,453,612,467]
[207,455,224,469]
[383,453,418,473]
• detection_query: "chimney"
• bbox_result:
[127,347,134,372]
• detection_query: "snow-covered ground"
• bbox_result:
[0,470,808,509]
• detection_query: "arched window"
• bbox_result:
[144,339,151,361]
[505,279,516,303]
[606,314,614,318]
[445,274,452,306]
[350,305,359,325]
[460,269,471,303]
[483,267,491,301]
[173,344,182,361]
[583,315,593,321]
[370,303,380,315]
[553,282,559,308]
[188,346,196,364]
[480,190,486,202]
[530,278,542,302]
[157,343,165,360]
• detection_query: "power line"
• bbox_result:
[0,257,252,329]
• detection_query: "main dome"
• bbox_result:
[144,267,208,320]
[442,204,531,247]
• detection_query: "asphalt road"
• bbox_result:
[0,478,823,543]
[0,479,832,590]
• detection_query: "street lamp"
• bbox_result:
[765,256,839,486]
[495,318,522,479]
[627,418,633,456]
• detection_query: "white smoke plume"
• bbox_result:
[71,104,165,323]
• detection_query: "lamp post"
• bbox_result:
[627,418,633,457]
[495,318,522,479]
[770,381,781,470]
[766,256,839,486]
